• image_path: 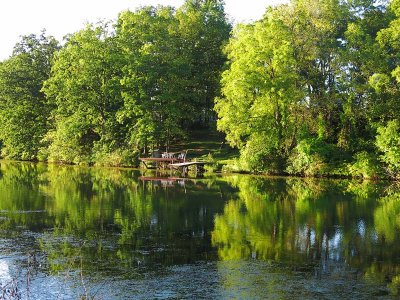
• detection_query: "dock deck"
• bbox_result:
[139,157,184,169]
[139,151,208,175]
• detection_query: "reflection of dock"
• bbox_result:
[139,176,185,182]
[169,162,206,176]
[139,176,186,188]
[139,158,208,176]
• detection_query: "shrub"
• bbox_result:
[348,151,383,179]
[287,138,331,176]
[92,142,139,167]
[203,153,221,173]
[376,120,400,177]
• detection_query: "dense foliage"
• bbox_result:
[0,0,400,178]
[216,0,400,178]
[0,0,230,166]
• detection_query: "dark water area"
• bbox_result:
[0,160,400,299]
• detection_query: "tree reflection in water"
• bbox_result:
[211,176,400,295]
[1,161,400,297]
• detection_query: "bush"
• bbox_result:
[286,138,346,177]
[203,153,221,173]
[240,146,285,174]
[376,120,400,177]
[348,151,383,179]
[92,142,139,167]
[221,158,248,173]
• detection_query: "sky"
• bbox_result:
[0,0,286,61]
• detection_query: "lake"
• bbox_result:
[0,160,399,299]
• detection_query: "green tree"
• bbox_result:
[0,31,59,160]
[281,0,352,175]
[368,0,400,120]
[376,0,400,82]
[215,10,303,173]
[42,23,130,165]
[376,120,400,176]
[115,6,185,152]
[175,0,231,126]
[337,0,390,150]
[116,2,230,153]
[216,0,398,176]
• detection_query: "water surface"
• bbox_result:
[0,160,399,299]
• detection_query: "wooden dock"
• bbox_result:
[139,151,209,176]
[139,157,184,169]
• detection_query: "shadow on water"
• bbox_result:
[0,160,399,298]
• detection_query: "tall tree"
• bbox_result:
[215,13,302,173]
[175,0,231,126]
[116,1,230,152]
[116,6,186,152]
[42,23,126,164]
[369,0,400,119]
[338,0,391,150]
[0,31,59,160]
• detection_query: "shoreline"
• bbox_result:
[0,158,397,182]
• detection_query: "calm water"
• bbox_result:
[0,160,399,299]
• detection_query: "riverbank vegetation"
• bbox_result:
[0,0,400,179]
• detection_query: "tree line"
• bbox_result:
[0,0,400,178]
